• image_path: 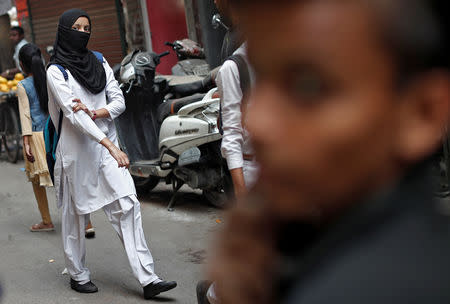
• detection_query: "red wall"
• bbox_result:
[146,0,188,74]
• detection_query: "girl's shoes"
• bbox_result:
[85,222,95,239]
[30,222,55,232]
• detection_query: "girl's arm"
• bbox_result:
[47,65,129,168]
[17,83,34,162]
[17,83,33,137]
[73,58,125,120]
[47,65,106,143]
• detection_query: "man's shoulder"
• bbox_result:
[17,39,28,49]
[284,196,450,303]
[216,59,240,85]
[220,43,248,73]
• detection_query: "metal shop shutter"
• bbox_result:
[28,0,125,65]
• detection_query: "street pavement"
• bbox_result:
[0,158,223,304]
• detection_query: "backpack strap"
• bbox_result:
[227,54,250,97]
[52,64,68,81]
[218,54,251,135]
[92,51,104,63]
[44,117,52,153]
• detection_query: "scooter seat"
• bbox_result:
[157,93,206,123]
[171,80,208,97]
[160,75,208,97]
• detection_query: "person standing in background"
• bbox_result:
[2,26,28,79]
[197,3,258,302]
[17,43,54,232]
[214,0,241,63]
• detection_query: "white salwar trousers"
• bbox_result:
[62,193,160,287]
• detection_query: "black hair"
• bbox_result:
[19,44,48,114]
[10,26,24,36]
[229,0,449,85]
[370,0,449,86]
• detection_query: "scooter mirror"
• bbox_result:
[212,14,228,31]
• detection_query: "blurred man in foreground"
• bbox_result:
[208,0,450,303]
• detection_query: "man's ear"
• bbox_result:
[395,71,450,163]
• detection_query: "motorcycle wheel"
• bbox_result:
[203,169,234,209]
[203,189,229,208]
[133,176,160,193]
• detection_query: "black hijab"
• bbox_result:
[49,9,106,94]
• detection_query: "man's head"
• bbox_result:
[230,0,449,219]
[9,26,24,45]
[214,0,235,27]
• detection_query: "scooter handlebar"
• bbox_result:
[158,51,170,58]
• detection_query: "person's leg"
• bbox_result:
[61,195,90,284]
[30,177,54,231]
[32,182,52,224]
[102,195,159,286]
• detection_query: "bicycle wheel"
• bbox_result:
[2,104,21,163]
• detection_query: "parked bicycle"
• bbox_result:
[0,92,21,163]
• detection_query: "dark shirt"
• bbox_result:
[278,161,450,303]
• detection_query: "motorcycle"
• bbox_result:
[117,49,232,210]
[165,39,210,77]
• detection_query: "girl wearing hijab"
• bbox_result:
[46,9,176,298]
[18,43,96,237]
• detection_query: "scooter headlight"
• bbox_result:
[134,53,153,67]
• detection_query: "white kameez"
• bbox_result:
[47,58,136,214]
[47,56,159,286]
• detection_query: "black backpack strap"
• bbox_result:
[218,54,251,135]
[227,54,250,97]
[57,109,63,135]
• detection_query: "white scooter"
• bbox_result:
[118,50,232,210]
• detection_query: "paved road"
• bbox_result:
[0,158,222,304]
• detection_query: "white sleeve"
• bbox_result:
[217,60,244,170]
[46,65,107,143]
[103,58,126,120]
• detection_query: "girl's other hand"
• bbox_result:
[72,98,93,118]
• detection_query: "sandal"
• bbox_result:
[30,222,55,232]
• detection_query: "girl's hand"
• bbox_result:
[72,99,93,118]
[23,136,35,163]
[100,138,130,168]
[109,146,130,168]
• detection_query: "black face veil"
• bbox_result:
[49,8,106,94]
